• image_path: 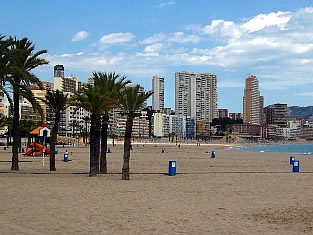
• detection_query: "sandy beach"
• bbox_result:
[1,143,313,234]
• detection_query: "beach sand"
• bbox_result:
[1,143,313,234]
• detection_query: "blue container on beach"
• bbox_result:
[130,145,133,151]
[162,148,165,153]
[290,156,295,165]
[64,152,68,162]
[55,149,58,154]
[168,160,176,176]
[293,160,300,172]
[107,148,111,153]
[211,151,216,158]
[4,146,6,151]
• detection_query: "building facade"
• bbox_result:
[243,75,262,125]
[152,76,164,112]
[175,72,217,122]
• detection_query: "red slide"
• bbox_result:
[24,148,35,156]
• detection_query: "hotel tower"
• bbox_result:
[243,75,263,125]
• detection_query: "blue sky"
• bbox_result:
[1,0,313,112]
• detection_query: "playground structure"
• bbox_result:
[24,124,51,156]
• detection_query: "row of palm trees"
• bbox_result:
[0,35,152,180]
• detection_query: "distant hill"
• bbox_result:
[288,106,313,121]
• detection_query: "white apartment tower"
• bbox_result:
[152,76,164,112]
[175,72,217,122]
[243,75,261,125]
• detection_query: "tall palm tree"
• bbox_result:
[45,90,68,171]
[117,85,152,180]
[70,84,114,176]
[92,72,130,173]
[4,37,48,170]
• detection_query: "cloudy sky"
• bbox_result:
[1,0,313,112]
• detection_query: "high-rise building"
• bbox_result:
[264,104,288,128]
[229,113,242,120]
[243,75,262,125]
[54,65,64,78]
[175,72,217,122]
[54,76,79,93]
[152,76,164,112]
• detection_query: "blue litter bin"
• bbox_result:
[211,151,216,158]
[293,160,300,172]
[4,147,6,151]
[168,160,176,176]
[64,151,69,162]
[130,145,133,151]
[55,149,58,154]
[290,156,295,165]
[162,148,165,153]
[107,148,111,153]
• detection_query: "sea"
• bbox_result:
[230,143,313,155]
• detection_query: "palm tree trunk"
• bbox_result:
[95,116,101,173]
[89,114,98,176]
[122,117,133,180]
[50,111,60,171]
[11,92,20,171]
[100,113,109,173]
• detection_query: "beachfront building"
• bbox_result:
[218,109,228,118]
[113,114,149,139]
[260,124,277,140]
[153,113,170,137]
[243,75,263,125]
[152,76,164,112]
[175,72,217,122]
[169,115,184,137]
[232,123,261,137]
[184,116,196,139]
[229,112,242,121]
[196,120,210,139]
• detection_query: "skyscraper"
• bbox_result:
[175,72,217,121]
[152,76,164,112]
[54,65,64,78]
[243,75,262,125]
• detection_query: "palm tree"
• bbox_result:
[82,116,90,145]
[70,84,114,176]
[142,107,154,138]
[45,90,68,171]
[4,37,48,170]
[117,85,152,180]
[92,72,130,173]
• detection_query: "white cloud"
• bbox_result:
[241,11,292,33]
[141,33,165,44]
[144,43,164,53]
[72,31,89,42]
[167,32,201,43]
[99,33,135,45]
[156,1,175,8]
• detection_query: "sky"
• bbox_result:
[1,0,313,112]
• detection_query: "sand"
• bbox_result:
[1,143,313,234]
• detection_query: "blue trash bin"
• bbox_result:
[64,151,69,162]
[290,156,295,165]
[55,149,58,154]
[130,145,133,151]
[168,160,176,176]
[162,148,165,153]
[293,160,300,172]
[4,147,6,151]
[107,148,111,153]
[211,151,216,158]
